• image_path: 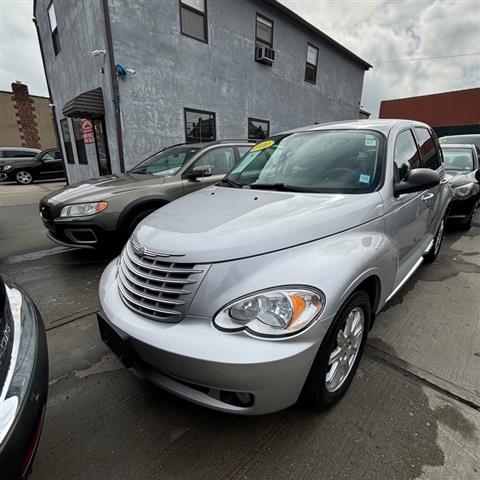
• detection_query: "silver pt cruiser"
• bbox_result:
[98,120,452,415]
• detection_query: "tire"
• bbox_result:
[424,216,445,263]
[302,290,371,410]
[126,208,158,236]
[458,205,476,231]
[15,170,33,185]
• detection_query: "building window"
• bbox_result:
[180,0,207,43]
[47,2,61,55]
[184,108,216,143]
[256,14,273,48]
[248,118,270,140]
[72,118,88,165]
[305,44,318,84]
[60,119,74,164]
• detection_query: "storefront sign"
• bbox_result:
[81,119,95,144]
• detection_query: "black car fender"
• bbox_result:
[117,195,170,231]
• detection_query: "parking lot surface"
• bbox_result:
[0,183,479,479]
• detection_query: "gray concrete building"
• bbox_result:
[34,0,371,183]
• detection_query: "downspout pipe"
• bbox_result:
[101,0,125,173]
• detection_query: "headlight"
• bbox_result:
[453,182,475,198]
[213,287,325,337]
[60,201,108,217]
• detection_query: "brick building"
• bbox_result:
[0,81,58,149]
[379,88,480,137]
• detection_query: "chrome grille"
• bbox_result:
[118,239,209,321]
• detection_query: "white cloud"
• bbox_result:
[1,0,478,115]
[0,0,48,96]
[280,0,480,116]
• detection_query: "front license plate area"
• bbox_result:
[97,312,134,368]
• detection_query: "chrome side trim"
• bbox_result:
[424,239,434,253]
[385,256,424,303]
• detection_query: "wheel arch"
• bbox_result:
[117,195,170,231]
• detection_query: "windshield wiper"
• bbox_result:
[218,178,243,188]
[248,183,314,192]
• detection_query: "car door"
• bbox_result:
[413,127,444,232]
[182,146,236,195]
[38,151,64,179]
[385,129,431,274]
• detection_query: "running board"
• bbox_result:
[385,256,424,303]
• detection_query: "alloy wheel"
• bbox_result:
[16,171,33,184]
[325,307,365,392]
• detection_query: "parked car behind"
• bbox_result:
[0,148,64,185]
[440,134,480,155]
[0,275,48,479]
[0,147,41,181]
[39,140,254,249]
[98,120,452,415]
[441,143,479,229]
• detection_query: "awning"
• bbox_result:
[63,88,104,119]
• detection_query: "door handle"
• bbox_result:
[422,192,434,203]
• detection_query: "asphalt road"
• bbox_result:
[0,183,479,480]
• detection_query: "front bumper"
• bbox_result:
[0,287,48,479]
[447,195,478,222]
[99,261,329,415]
[40,201,116,249]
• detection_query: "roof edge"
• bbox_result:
[263,0,372,70]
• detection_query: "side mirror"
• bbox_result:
[186,165,213,180]
[394,168,440,196]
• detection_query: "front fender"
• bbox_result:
[188,216,396,339]
[117,195,170,230]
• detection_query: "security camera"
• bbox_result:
[48,103,55,107]
[126,68,136,76]
[91,49,106,57]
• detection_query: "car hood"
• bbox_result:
[134,186,385,263]
[444,170,476,188]
[42,173,167,204]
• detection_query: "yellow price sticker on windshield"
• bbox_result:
[439,138,446,143]
[250,140,275,152]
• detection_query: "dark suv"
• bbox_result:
[0,148,65,185]
[39,140,254,249]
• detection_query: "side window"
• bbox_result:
[248,118,269,140]
[394,130,421,181]
[54,150,63,159]
[237,145,252,158]
[41,151,56,162]
[194,147,236,175]
[48,1,61,55]
[305,44,319,84]
[415,127,441,170]
[180,0,207,43]
[184,108,216,143]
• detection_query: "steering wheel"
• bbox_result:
[325,167,357,180]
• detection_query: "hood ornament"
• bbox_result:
[131,238,185,258]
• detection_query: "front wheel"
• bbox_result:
[302,290,370,410]
[424,217,445,263]
[15,170,33,185]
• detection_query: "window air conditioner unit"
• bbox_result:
[255,45,275,65]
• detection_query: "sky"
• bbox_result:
[0,0,479,116]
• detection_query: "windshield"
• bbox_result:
[442,148,474,172]
[225,130,384,193]
[129,146,199,176]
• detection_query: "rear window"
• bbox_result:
[442,148,474,172]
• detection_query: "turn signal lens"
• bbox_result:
[215,288,325,337]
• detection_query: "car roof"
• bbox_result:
[440,143,476,149]
[167,140,254,149]
[0,146,41,152]
[276,119,432,137]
